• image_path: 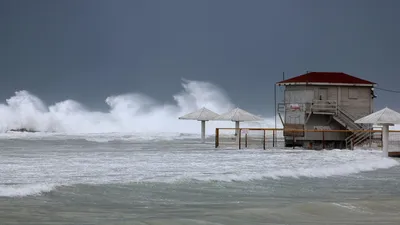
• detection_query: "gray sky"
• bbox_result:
[1,0,399,115]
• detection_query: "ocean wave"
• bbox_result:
[0,132,205,143]
[2,152,397,198]
[159,154,399,182]
[0,183,57,197]
[0,79,276,135]
[1,149,398,197]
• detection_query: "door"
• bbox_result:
[318,88,328,100]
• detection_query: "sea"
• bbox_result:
[1,82,400,224]
[1,132,400,225]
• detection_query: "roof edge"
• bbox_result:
[276,72,375,86]
[276,82,376,87]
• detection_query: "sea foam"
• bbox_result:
[0,79,276,135]
[0,183,57,197]
[1,149,398,197]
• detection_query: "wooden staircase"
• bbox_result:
[310,100,372,149]
[335,106,372,149]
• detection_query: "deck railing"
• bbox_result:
[311,100,337,114]
[278,100,338,114]
[214,128,398,150]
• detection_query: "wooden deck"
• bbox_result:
[388,152,400,157]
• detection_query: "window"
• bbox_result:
[348,88,358,99]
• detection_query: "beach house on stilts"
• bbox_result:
[276,72,377,149]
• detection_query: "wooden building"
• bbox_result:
[276,72,376,149]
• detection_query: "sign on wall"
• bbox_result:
[313,126,331,130]
[285,103,305,125]
[284,90,314,126]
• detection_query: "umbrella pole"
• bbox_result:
[235,121,240,145]
[201,120,206,143]
[382,124,389,157]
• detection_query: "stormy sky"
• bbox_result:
[1,0,399,116]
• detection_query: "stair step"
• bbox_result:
[333,116,360,130]
[336,113,364,128]
[333,116,346,126]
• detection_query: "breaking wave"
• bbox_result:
[0,183,56,197]
[0,79,277,134]
[1,149,398,197]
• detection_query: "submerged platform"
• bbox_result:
[388,152,400,158]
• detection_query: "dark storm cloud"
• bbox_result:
[0,0,399,114]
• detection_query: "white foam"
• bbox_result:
[263,156,398,180]
[1,146,398,198]
[0,183,57,197]
[0,132,204,143]
[331,202,373,214]
[161,150,399,182]
[0,80,279,135]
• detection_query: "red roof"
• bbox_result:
[277,72,375,86]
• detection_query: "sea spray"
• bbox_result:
[0,79,277,134]
[0,183,57,197]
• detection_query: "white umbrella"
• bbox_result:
[179,107,219,143]
[213,107,264,143]
[355,107,400,157]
